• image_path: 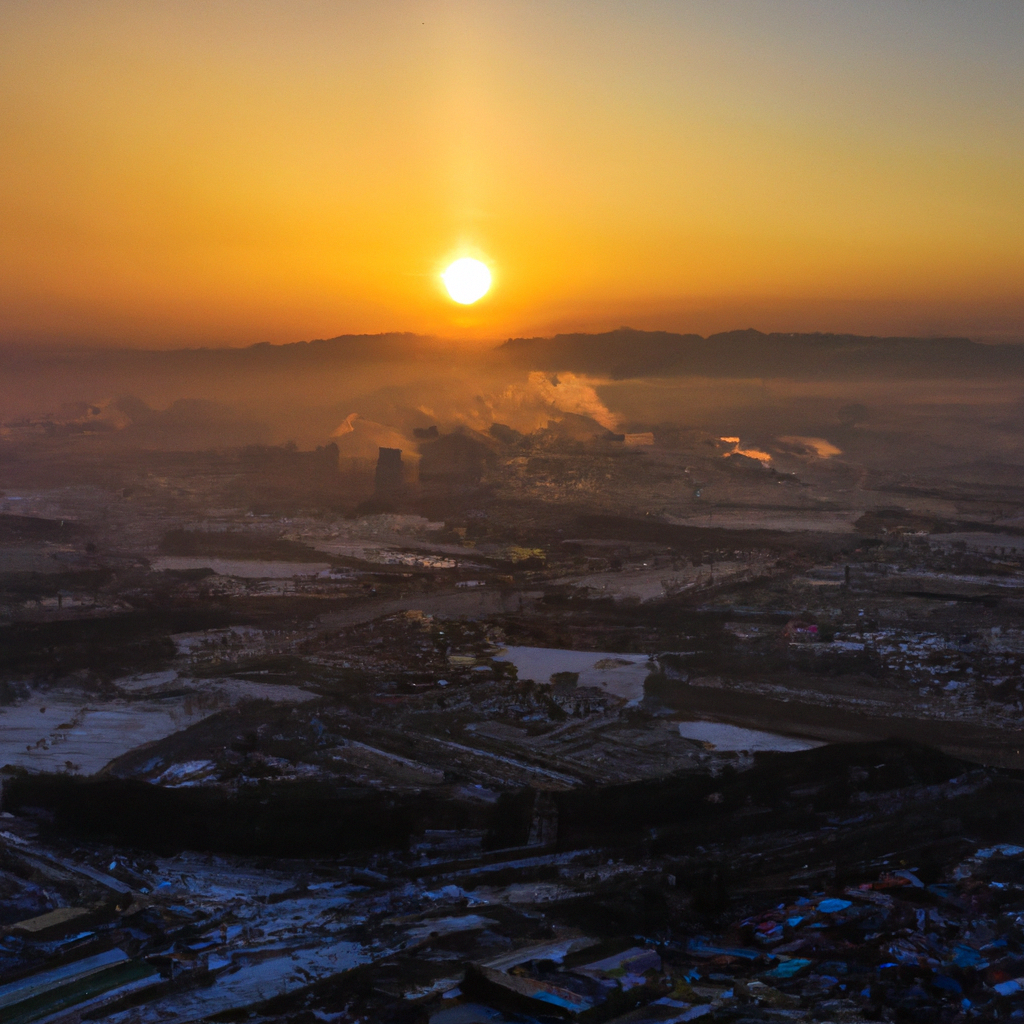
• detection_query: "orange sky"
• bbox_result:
[1,1,1022,346]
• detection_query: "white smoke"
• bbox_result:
[445,372,620,434]
[526,372,619,430]
[331,412,359,437]
[331,413,417,461]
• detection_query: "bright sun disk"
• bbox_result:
[442,258,491,304]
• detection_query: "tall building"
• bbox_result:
[374,447,403,496]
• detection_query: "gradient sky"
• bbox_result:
[1,1,1022,346]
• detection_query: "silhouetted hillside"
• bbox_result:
[499,327,1024,379]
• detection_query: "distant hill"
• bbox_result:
[0,333,459,424]
[1,332,434,374]
[497,328,1024,379]
[8,329,1022,382]
[5,329,1024,429]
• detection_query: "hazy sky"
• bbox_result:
[1,1,1022,346]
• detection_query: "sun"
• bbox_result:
[442,257,491,304]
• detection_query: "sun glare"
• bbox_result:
[442,258,491,304]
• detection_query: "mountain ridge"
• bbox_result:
[497,327,1014,379]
